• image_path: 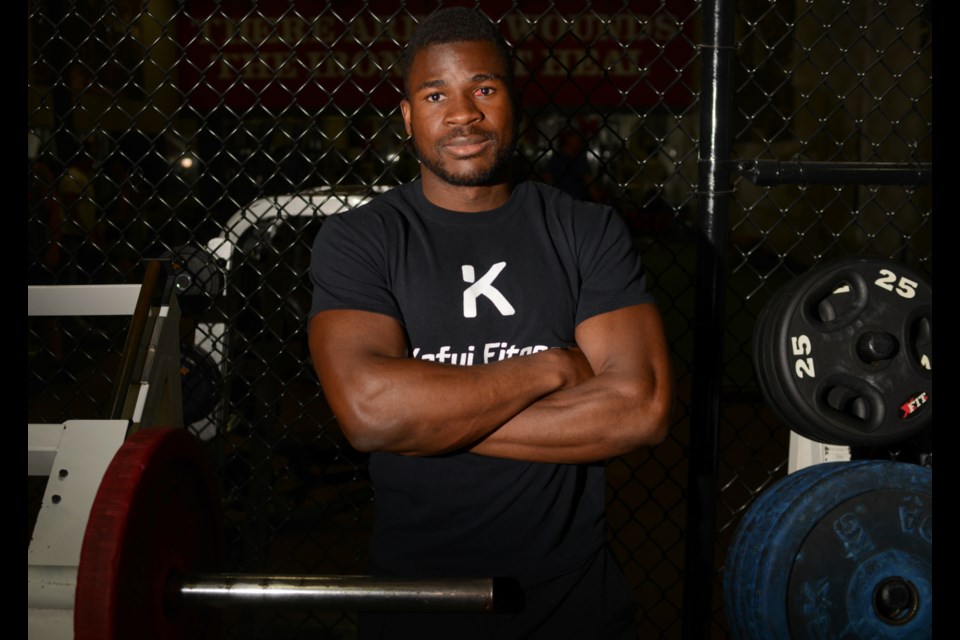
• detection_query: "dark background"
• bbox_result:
[28,1,932,638]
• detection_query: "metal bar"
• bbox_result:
[27,284,143,317]
[109,260,163,420]
[683,0,735,638]
[737,160,932,186]
[178,575,496,612]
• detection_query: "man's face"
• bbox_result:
[401,40,516,187]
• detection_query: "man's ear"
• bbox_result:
[400,99,413,137]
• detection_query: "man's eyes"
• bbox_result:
[422,87,495,102]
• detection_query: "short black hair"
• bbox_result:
[401,7,515,99]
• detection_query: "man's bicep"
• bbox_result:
[575,303,671,383]
[576,303,674,447]
[309,310,406,397]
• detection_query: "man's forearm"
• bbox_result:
[310,310,593,455]
[311,304,672,463]
[330,348,591,455]
[468,368,672,464]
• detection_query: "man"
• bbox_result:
[308,7,672,638]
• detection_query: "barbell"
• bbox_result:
[72,427,497,640]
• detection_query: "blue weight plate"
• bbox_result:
[723,460,932,640]
[787,489,931,639]
[724,462,854,639]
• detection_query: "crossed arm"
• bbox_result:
[308,303,673,464]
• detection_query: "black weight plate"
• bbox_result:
[753,276,837,444]
[180,342,222,425]
[755,257,932,446]
[723,460,932,640]
[753,261,879,445]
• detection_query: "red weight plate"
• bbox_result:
[75,427,224,640]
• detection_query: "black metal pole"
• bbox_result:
[738,160,932,186]
[682,0,735,637]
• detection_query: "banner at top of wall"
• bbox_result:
[176,0,696,111]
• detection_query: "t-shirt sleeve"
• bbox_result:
[308,210,402,322]
[574,206,655,326]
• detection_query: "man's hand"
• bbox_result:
[553,345,596,387]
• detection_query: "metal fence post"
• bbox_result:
[683,0,735,637]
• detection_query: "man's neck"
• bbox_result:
[419,172,513,212]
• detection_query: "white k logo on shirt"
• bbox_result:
[462,262,515,318]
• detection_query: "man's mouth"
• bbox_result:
[440,131,494,158]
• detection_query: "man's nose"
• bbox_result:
[444,92,483,125]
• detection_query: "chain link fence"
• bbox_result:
[28,1,932,638]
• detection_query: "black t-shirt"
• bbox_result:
[309,180,654,579]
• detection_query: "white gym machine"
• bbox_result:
[27,263,184,639]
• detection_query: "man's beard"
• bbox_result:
[410,128,515,187]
